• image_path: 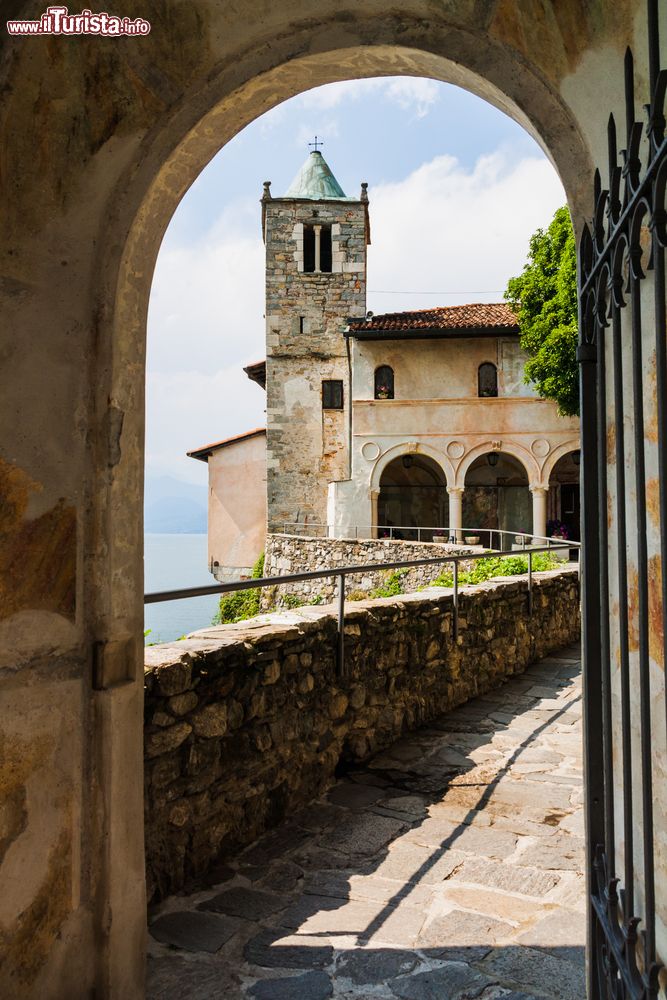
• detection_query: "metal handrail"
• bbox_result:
[278,521,581,550]
[145,542,578,677]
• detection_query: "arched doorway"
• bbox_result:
[548,450,580,542]
[463,451,531,547]
[2,3,629,996]
[378,454,448,542]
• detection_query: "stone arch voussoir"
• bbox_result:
[456,440,540,489]
[370,441,455,492]
[542,439,582,485]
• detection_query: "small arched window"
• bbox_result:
[478,362,498,398]
[374,365,394,399]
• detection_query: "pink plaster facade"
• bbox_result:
[190,430,267,580]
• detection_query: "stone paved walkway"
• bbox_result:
[147,644,585,1000]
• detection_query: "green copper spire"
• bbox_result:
[285,150,349,199]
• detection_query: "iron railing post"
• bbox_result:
[528,549,533,616]
[453,560,459,641]
[337,573,346,678]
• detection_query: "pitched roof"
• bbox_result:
[243,360,266,390]
[187,427,266,463]
[346,302,519,339]
[284,150,351,200]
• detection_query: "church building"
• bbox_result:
[189,149,580,580]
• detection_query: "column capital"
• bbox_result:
[529,484,549,496]
[447,486,465,497]
[370,488,381,498]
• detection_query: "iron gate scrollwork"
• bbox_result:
[579,1,666,997]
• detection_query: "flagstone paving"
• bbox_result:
[147,643,585,1000]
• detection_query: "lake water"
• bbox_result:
[144,533,220,644]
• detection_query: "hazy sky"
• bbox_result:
[146,77,565,486]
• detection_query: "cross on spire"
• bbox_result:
[308,135,324,152]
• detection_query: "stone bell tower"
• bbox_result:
[262,147,370,530]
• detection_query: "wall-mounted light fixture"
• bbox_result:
[572,450,581,465]
[487,452,499,468]
[402,454,413,470]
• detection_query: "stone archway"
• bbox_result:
[547,448,581,542]
[377,453,449,541]
[462,450,532,547]
[2,5,637,997]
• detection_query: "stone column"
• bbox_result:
[313,224,322,272]
[370,488,380,539]
[447,487,464,542]
[531,486,549,542]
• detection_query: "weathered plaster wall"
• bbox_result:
[144,567,580,901]
[261,532,477,607]
[265,198,367,529]
[206,432,267,580]
[0,0,651,994]
[352,336,538,400]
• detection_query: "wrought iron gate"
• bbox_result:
[579,1,666,996]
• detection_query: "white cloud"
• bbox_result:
[384,78,439,118]
[145,366,266,484]
[366,151,565,313]
[297,78,370,110]
[147,198,265,374]
[146,198,267,483]
[295,77,439,118]
[294,117,340,151]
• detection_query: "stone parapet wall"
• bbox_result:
[144,568,580,903]
[261,533,478,608]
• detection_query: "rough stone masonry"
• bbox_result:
[144,567,580,904]
[263,186,368,530]
[261,533,478,608]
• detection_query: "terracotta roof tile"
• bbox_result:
[347,302,518,335]
[187,427,266,462]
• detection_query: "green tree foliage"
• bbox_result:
[505,206,579,416]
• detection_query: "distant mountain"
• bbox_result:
[144,474,207,533]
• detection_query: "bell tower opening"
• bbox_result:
[303,223,333,273]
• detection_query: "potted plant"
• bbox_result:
[464,535,480,545]
[375,384,392,399]
[432,530,446,543]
